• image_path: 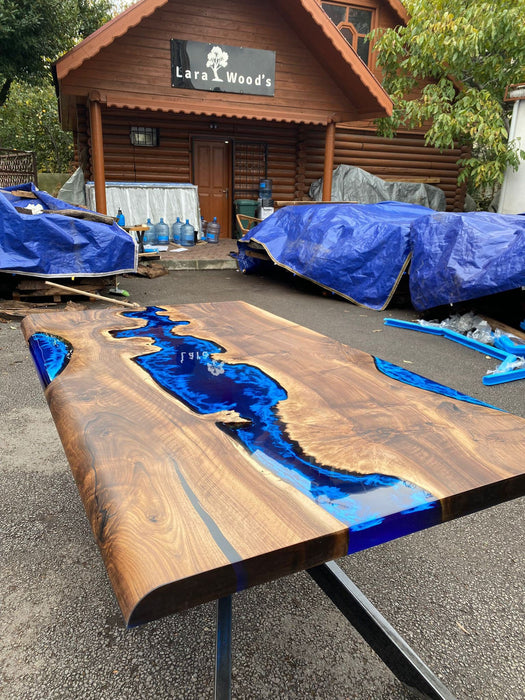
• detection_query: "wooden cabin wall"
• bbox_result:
[75,105,467,211]
[76,106,300,202]
[297,125,468,211]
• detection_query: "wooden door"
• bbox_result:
[193,139,231,237]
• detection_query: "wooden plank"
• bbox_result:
[381,176,441,183]
[21,302,525,626]
[0,188,37,199]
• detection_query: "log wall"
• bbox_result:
[298,125,468,210]
[77,107,300,202]
[75,107,467,212]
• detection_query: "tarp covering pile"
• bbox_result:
[0,182,137,277]
[237,201,432,310]
[237,202,525,311]
[409,210,525,310]
[309,165,447,211]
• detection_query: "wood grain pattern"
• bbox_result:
[21,302,525,626]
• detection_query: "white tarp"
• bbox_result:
[85,181,202,233]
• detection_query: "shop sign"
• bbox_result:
[171,40,275,96]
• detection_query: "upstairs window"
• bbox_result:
[322,2,374,64]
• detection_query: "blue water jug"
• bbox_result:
[116,208,125,226]
[181,219,195,247]
[156,217,169,245]
[171,217,182,244]
[206,216,220,243]
[143,218,156,245]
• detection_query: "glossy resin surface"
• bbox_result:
[110,308,439,550]
[21,302,525,625]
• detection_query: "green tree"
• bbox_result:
[0,81,74,172]
[0,0,112,106]
[372,0,525,197]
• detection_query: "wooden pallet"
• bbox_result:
[11,276,112,303]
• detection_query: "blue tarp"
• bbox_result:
[409,210,525,311]
[0,182,137,277]
[237,202,432,311]
[237,203,525,311]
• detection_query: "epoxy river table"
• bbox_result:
[22,301,525,699]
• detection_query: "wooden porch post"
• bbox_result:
[89,98,107,215]
[322,120,336,202]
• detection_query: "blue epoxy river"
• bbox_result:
[108,307,442,548]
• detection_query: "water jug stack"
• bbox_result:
[206,216,220,243]
[144,218,156,245]
[181,219,195,246]
[171,217,182,244]
[156,217,169,245]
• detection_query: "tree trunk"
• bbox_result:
[0,78,13,107]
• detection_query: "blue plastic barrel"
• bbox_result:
[171,217,182,243]
[143,218,156,245]
[156,217,169,245]
[181,219,195,246]
[206,217,220,243]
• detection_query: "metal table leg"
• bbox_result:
[215,595,232,700]
[308,561,456,700]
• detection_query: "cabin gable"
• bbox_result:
[58,0,389,126]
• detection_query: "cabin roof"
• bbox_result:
[55,0,398,123]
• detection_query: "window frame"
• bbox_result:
[130,126,160,148]
[320,1,377,67]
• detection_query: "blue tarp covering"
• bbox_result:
[238,203,525,311]
[0,182,137,277]
[409,211,525,311]
[237,202,432,310]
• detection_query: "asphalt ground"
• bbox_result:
[1,267,524,700]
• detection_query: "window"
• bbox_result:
[233,141,268,200]
[130,126,159,147]
[321,2,373,64]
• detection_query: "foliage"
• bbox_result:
[110,0,137,13]
[0,81,74,172]
[372,0,525,195]
[0,0,112,106]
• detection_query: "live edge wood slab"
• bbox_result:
[22,302,525,627]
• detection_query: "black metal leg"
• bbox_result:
[215,595,232,700]
[308,561,457,700]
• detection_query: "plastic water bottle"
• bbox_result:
[181,219,195,247]
[171,217,182,244]
[206,216,220,243]
[143,218,156,245]
[116,208,125,226]
[156,217,169,245]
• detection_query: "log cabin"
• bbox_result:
[53,0,468,237]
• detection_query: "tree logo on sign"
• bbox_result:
[206,46,229,82]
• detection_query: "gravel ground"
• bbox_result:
[1,267,524,700]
